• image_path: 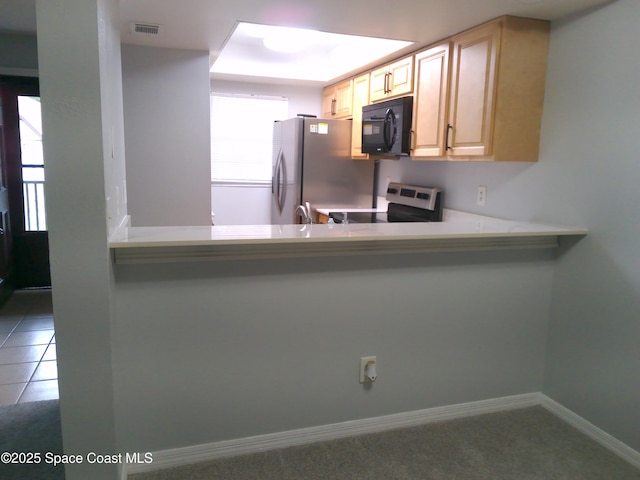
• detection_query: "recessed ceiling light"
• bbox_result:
[262,26,319,53]
[211,22,413,83]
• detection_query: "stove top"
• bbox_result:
[330,211,388,224]
[329,183,442,224]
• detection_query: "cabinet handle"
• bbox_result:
[445,124,453,151]
[331,98,336,116]
[384,72,392,93]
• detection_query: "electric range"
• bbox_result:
[329,182,442,224]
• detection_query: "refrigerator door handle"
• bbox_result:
[272,163,276,195]
[272,152,280,195]
[274,149,287,213]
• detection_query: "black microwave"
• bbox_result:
[362,96,413,156]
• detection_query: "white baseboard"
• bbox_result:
[123,392,640,478]
[539,394,640,469]
[124,392,540,476]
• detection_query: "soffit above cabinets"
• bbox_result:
[115,0,614,53]
[0,0,615,85]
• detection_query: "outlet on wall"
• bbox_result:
[359,356,377,383]
[477,186,487,206]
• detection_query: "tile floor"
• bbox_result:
[0,289,58,406]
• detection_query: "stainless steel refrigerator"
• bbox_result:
[271,117,375,224]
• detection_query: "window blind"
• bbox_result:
[210,93,288,182]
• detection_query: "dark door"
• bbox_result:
[0,76,51,292]
[0,108,12,304]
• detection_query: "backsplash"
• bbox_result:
[377,157,545,223]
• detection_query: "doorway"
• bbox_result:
[0,76,51,295]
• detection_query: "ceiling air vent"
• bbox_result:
[130,22,163,36]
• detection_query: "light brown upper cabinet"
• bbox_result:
[370,56,414,103]
[411,42,451,158]
[322,78,353,119]
[445,16,549,161]
[351,73,370,159]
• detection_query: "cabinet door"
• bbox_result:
[412,43,451,157]
[351,73,370,158]
[369,67,390,102]
[388,56,413,97]
[322,86,336,117]
[334,79,353,118]
[370,57,414,102]
[322,79,353,118]
[447,23,499,157]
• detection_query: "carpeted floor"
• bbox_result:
[0,399,65,480]
[130,406,640,480]
[1,402,638,480]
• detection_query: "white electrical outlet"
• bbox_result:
[477,186,487,206]
[359,356,377,383]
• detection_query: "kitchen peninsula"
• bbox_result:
[109,211,587,264]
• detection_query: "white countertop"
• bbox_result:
[315,197,389,216]
[110,210,587,264]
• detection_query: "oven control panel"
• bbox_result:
[386,182,440,211]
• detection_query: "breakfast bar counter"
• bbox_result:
[109,210,587,264]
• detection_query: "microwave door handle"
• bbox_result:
[383,108,397,151]
[382,110,390,150]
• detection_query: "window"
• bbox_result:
[18,96,46,231]
[210,93,288,182]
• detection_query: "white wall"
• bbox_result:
[102,16,128,236]
[36,0,123,479]
[113,250,554,451]
[378,0,640,451]
[211,79,322,119]
[210,79,322,225]
[122,45,211,227]
[541,0,640,451]
[210,183,271,225]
